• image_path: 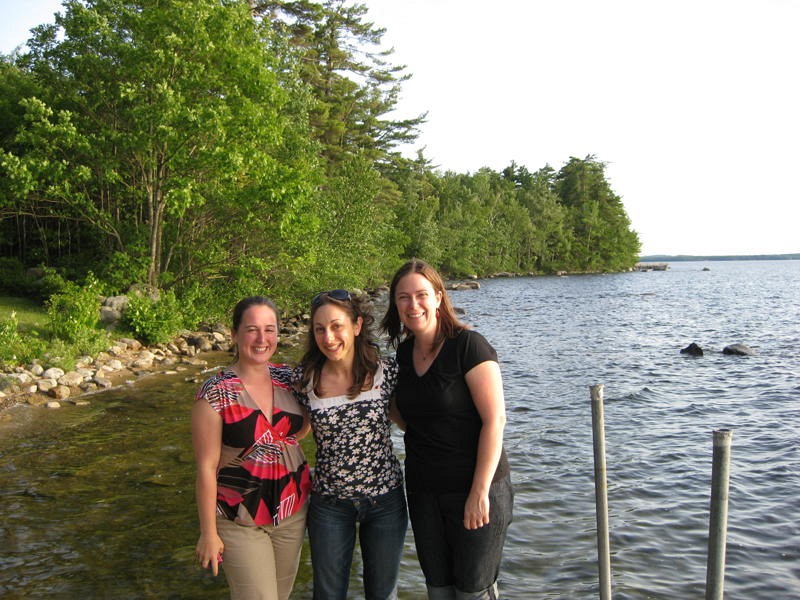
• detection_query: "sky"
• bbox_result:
[2,0,799,256]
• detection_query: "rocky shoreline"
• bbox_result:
[0,319,308,415]
[0,280,483,415]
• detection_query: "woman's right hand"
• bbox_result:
[196,532,225,576]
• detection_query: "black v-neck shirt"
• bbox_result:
[396,329,510,493]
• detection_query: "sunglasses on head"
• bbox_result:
[311,289,351,308]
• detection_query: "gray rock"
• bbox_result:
[9,372,33,384]
[100,305,122,325]
[58,371,86,387]
[29,363,45,376]
[49,385,71,400]
[36,378,58,392]
[94,376,113,388]
[132,350,156,369]
[723,343,756,356]
[42,367,65,380]
[102,295,129,312]
[117,337,142,350]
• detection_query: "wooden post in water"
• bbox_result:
[590,384,612,600]
[705,428,733,600]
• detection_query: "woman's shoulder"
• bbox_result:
[269,362,293,389]
[454,328,498,362]
[196,368,235,395]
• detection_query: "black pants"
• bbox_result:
[407,475,513,598]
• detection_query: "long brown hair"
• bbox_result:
[298,291,379,399]
[381,258,467,350]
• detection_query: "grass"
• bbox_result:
[0,295,48,335]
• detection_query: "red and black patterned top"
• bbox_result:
[196,363,311,526]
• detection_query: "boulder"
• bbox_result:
[42,367,65,380]
[447,281,481,291]
[94,376,113,388]
[680,343,704,356]
[58,371,86,387]
[36,378,58,393]
[132,350,156,369]
[100,305,122,325]
[723,343,756,356]
[49,385,71,400]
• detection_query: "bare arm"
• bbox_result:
[191,399,224,575]
[297,409,312,440]
[389,395,406,431]
[463,360,506,530]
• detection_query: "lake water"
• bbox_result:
[1,260,798,598]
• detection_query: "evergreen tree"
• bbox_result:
[252,0,425,168]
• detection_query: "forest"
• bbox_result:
[0,0,640,346]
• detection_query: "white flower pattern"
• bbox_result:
[294,358,403,498]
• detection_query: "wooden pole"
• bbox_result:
[705,428,733,600]
[590,384,612,600]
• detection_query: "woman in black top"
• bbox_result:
[382,259,513,600]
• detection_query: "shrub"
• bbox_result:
[122,289,184,345]
[46,273,104,343]
[0,311,46,368]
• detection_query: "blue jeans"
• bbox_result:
[407,475,514,599]
[307,485,408,600]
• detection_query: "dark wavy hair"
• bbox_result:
[298,291,379,399]
[381,258,467,351]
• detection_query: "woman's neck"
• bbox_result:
[232,360,269,381]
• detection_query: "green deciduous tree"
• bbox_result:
[3,0,320,292]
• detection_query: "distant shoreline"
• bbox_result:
[639,253,800,262]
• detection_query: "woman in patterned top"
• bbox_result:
[295,289,407,600]
[192,296,311,600]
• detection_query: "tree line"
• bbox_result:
[0,0,640,322]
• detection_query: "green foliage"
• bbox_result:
[46,273,106,349]
[0,258,27,295]
[0,311,46,368]
[122,289,184,345]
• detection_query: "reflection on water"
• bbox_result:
[2,261,800,598]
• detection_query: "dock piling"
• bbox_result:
[705,428,733,600]
[590,384,612,600]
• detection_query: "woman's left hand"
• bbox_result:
[464,489,491,529]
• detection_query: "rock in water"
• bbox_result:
[722,343,756,356]
[681,343,704,356]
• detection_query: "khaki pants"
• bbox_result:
[217,503,308,600]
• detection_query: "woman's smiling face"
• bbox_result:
[394,272,442,337]
[232,304,279,365]
[313,302,362,365]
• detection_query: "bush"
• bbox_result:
[0,311,46,368]
[122,289,184,345]
[46,273,104,343]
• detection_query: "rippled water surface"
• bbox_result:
[1,260,798,598]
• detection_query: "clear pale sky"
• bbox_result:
[3,0,799,256]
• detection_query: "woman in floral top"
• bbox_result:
[192,296,311,600]
[295,289,407,600]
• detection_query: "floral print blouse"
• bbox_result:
[296,357,403,499]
